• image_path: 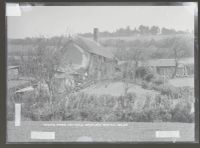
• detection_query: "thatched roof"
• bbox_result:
[74,36,115,59]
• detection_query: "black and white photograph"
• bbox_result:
[6,2,198,143]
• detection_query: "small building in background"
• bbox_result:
[7,66,20,80]
[118,58,194,80]
[143,58,194,78]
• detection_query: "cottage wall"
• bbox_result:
[157,67,175,78]
[87,53,117,81]
[53,75,75,94]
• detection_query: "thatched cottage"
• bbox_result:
[54,28,118,93]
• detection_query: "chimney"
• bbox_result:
[93,28,99,42]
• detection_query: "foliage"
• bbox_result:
[8,35,194,66]
[79,25,188,38]
[144,73,154,82]
[150,26,160,35]
[171,100,194,123]
[18,37,70,103]
[110,35,193,61]
[135,66,152,80]
[15,91,194,123]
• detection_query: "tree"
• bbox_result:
[171,37,186,78]
[29,37,66,104]
[132,27,139,35]
[114,40,128,60]
[125,26,131,36]
[129,46,147,68]
[161,27,176,35]
[128,46,149,82]
[150,26,160,35]
[138,25,150,35]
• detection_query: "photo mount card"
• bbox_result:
[5,2,198,143]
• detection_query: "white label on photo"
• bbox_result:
[6,3,21,16]
[156,131,180,138]
[15,103,21,126]
[31,131,55,140]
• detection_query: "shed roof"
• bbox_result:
[8,66,19,69]
[147,59,176,67]
[118,58,194,67]
[144,58,194,67]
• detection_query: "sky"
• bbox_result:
[7,4,197,39]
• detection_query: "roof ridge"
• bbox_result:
[73,36,115,59]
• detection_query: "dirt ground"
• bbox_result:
[81,81,159,97]
[169,77,194,88]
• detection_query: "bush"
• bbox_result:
[141,81,152,89]
[171,100,194,123]
[58,92,136,122]
[139,95,172,122]
[138,68,164,85]
[151,84,180,99]
[143,78,193,100]
[152,76,164,85]
[21,91,194,123]
[144,73,154,82]
[157,85,172,96]
[178,86,194,99]
[135,66,154,80]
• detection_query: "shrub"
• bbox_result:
[135,67,148,79]
[144,79,193,100]
[21,91,194,123]
[151,84,179,99]
[171,100,194,123]
[141,81,152,89]
[28,102,52,121]
[144,73,154,82]
[135,66,153,79]
[155,95,172,121]
[158,85,172,96]
[178,87,194,99]
[152,76,164,85]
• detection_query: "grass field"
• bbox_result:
[7,121,194,143]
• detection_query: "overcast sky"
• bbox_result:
[7,5,196,39]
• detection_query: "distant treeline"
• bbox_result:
[8,36,69,45]
[79,25,192,37]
